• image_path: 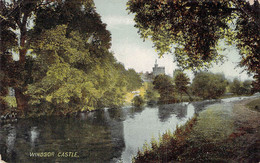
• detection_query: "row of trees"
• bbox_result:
[191,72,228,99]
[229,78,252,95]
[145,71,253,104]
[0,0,142,116]
[151,71,191,103]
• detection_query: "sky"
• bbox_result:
[93,0,255,81]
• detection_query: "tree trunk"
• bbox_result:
[15,12,29,113]
[15,88,28,114]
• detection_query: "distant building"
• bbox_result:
[140,72,153,82]
[139,60,166,83]
[152,60,165,76]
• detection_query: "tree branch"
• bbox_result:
[231,0,260,28]
[0,0,24,24]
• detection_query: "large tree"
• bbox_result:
[125,68,142,91]
[173,70,191,101]
[0,0,140,116]
[127,0,260,92]
[153,74,176,104]
[191,72,228,99]
[0,0,40,113]
[229,78,252,95]
[1,0,97,113]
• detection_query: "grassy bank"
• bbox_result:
[134,115,199,162]
[246,98,260,112]
[134,99,260,162]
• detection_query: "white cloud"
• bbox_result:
[111,41,177,76]
[102,15,135,29]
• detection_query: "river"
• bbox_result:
[0,96,257,163]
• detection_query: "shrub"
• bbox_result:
[191,72,227,99]
[132,96,144,107]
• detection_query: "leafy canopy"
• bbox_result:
[191,72,228,99]
[0,0,142,116]
[153,74,176,103]
[127,0,259,91]
[173,70,190,98]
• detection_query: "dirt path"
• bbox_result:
[231,97,260,162]
[233,97,260,127]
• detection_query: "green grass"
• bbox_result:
[175,95,202,102]
[246,98,260,112]
[190,105,234,142]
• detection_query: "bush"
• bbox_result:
[132,96,144,107]
[153,74,176,104]
[191,72,227,99]
[229,79,252,95]
[144,83,159,105]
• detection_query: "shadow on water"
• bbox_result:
[0,114,126,163]
[107,108,127,122]
[0,98,236,163]
[158,103,188,122]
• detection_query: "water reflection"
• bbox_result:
[158,103,188,122]
[107,108,126,121]
[6,127,16,154]
[186,103,195,119]
[129,107,145,118]
[29,127,39,147]
[0,100,217,163]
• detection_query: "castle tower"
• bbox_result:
[155,59,158,68]
[152,59,165,76]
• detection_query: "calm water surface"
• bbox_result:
[0,96,255,163]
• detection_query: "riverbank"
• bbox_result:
[134,97,260,162]
[231,97,260,161]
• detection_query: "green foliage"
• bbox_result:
[127,0,260,91]
[191,72,228,99]
[144,83,159,104]
[236,1,260,93]
[229,78,252,95]
[132,96,145,107]
[0,0,140,116]
[173,70,190,100]
[153,74,176,104]
[127,0,233,69]
[0,2,18,110]
[25,24,132,115]
[125,69,142,91]
[1,0,96,112]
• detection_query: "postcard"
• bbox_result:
[0,0,259,162]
